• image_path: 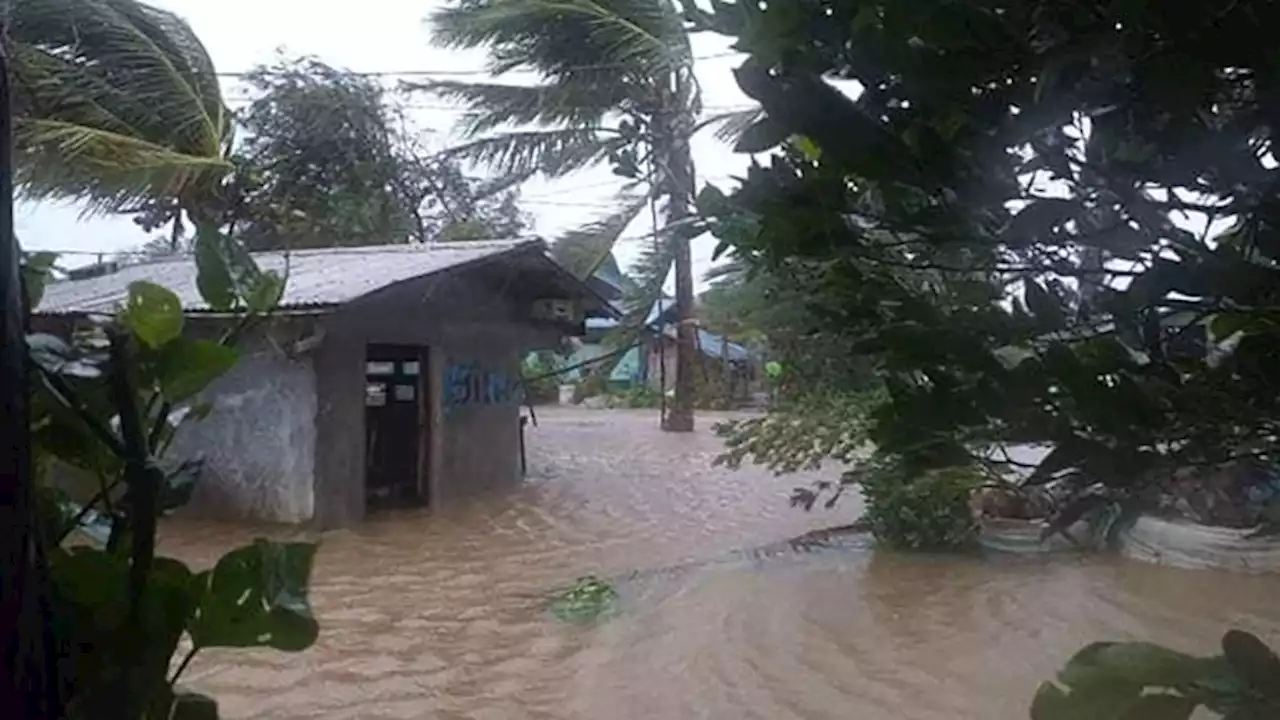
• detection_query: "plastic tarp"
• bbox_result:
[1118,516,1280,573]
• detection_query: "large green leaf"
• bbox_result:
[1221,630,1280,694]
[155,338,239,403]
[194,222,237,311]
[48,548,201,712]
[21,250,58,308]
[1059,642,1207,691]
[1023,280,1067,332]
[734,116,789,153]
[194,222,284,313]
[120,281,185,349]
[189,540,320,652]
[1118,694,1196,720]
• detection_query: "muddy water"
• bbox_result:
[162,409,1280,720]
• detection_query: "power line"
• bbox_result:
[220,96,756,114]
[212,51,742,79]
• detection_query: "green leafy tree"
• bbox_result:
[231,56,528,250]
[693,1,1280,712]
[418,0,758,432]
[693,0,1280,535]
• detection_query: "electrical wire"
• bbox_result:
[212,52,742,79]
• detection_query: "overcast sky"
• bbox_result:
[17,0,758,289]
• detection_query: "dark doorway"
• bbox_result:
[364,344,428,510]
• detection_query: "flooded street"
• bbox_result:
[163,409,1280,720]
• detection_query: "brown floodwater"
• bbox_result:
[161,409,1280,720]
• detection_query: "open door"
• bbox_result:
[364,345,427,510]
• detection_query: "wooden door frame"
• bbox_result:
[424,345,444,509]
[365,343,432,509]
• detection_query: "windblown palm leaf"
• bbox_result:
[441,128,628,178]
[407,79,617,137]
[431,0,690,80]
[10,0,233,213]
[697,107,767,143]
[551,191,651,278]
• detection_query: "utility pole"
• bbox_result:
[659,67,696,433]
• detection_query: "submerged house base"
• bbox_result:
[36,240,611,528]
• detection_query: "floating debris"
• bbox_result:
[548,575,619,623]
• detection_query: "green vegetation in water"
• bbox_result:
[549,575,619,623]
[1034,630,1280,719]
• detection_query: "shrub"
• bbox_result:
[572,373,609,403]
[714,388,885,473]
[856,461,983,551]
[520,353,560,404]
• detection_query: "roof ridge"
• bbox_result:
[248,238,540,258]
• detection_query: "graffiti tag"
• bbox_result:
[445,362,522,409]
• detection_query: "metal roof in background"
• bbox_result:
[36,239,546,315]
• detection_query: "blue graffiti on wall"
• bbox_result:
[445,362,523,409]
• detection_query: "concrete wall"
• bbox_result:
[437,328,525,501]
[169,322,320,523]
[312,268,566,527]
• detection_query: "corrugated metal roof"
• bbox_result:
[37,239,543,315]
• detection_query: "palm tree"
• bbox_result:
[422,0,756,432]
[9,0,234,224]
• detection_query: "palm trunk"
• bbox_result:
[655,75,696,433]
[0,16,61,718]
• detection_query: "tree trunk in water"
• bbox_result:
[0,19,61,718]
[657,74,696,433]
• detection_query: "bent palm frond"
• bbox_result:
[10,0,233,212]
[696,107,766,143]
[443,129,626,178]
[15,120,233,214]
[430,0,690,78]
[551,191,651,278]
[408,79,614,136]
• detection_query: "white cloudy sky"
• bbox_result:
[18,0,758,288]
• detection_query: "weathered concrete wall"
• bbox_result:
[312,268,565,526]
[437,328,524,501]
[169,324,319,523]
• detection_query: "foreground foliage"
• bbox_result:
[693,1,1280,716]
[26,226,318,720]
[694,0,1280,538]
[9,0,233,217]
[6,3,322,716]
[1034,630,1280,720]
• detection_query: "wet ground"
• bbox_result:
[163,408,1280,719]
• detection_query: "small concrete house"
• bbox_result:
[35,240,610,528]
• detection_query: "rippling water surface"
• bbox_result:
[161,408,1280,720]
